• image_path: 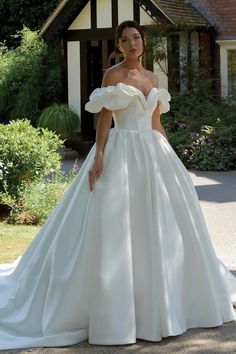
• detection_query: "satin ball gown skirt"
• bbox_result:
[0,83,235,349]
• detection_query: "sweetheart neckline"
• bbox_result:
[104,82,157,102]
[117,83,157,101]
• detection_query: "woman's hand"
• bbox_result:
[87,78,113,192]
[88,154,103,192]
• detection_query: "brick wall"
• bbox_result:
[189,0,236,39]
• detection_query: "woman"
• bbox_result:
[0,20,236,350]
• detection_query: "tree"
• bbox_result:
[0,28,63,123]
[0,0,60,47]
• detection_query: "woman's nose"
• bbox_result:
[129,38,135,46]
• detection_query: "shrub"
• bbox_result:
[37,104,80,139]
[0,119,63,198]
[173,126,236,170]
[0,27,63,124]
[163,91,236,171]
[147,22,236,170]
[4,164,80,225]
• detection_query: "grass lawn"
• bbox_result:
[0,223,40,264]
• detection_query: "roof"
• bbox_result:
[40,0,211,41]
[40,0,85,41]
[152,0,210,27]
[189,0,236,39]
[40,0,69,38]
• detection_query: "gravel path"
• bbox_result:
[189,170,236,270]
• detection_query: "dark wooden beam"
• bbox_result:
[133,0,140,23]
[66,28,115,41]
[41,0,86,42]
[210,29,217,95]
[112,0,118,28]
[102,40,108,74]
[187,31,192,90]
[167,35,180,92]
[91,0,97,29]
[134,0,159,21]
[80,40,89,138]
[61,36,68,103]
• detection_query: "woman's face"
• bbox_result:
[117,27,144,60]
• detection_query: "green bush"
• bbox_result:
[163,90,236,170]
[174,126,236,170]
[0,27,63,124]
[0,119,63,198]
[147,21,236,170]
[7,168,78,225]
[37,104,80,139]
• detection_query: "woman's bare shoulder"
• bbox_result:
[102,64,125,87]
[145,69,160,88]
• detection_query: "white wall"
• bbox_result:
[118,0,133,23]
[67,41,81,131]
[97,0,112,28]
[140,7,152,25]
[69,1,91,30]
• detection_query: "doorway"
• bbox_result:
[81,39,115,140]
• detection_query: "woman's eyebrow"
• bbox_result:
[121,33,140,39]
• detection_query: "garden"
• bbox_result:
[0,16,80,262]
[0,18,236,263]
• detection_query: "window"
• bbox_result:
[216,40,236,97]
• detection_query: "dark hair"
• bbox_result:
[115,20,146,58]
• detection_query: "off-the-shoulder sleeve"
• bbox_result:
[154,88,171,114]
[85,86,132,113]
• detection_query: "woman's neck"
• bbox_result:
[121,59,143,71]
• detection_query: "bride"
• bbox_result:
[0,20,236,350]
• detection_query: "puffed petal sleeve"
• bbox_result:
[85,86,133,113]
[153,88,171,114]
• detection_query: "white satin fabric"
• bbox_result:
[0,83,236,350]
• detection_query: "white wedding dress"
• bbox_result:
[0,83,236,350]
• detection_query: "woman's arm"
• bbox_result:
[150,73,168,139]
[94,108,113,160]
[88,108,113,192]
[88,70,115,191]
[151,105,168,139]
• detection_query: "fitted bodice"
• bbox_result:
[85,83,171,131]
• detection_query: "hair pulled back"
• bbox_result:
[115,20,146,58]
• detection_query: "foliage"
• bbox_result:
[174,128,235,171]
[37,104,80,139]
[162,91,236,170]
[147,22,214,93]
[0,0,60,48]
[0,27,63,123]
[147,21,236,170]
[3,164,79,226]
[0,119,63,198]
[146,23,173,76]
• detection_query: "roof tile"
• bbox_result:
[152,0,210,27]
